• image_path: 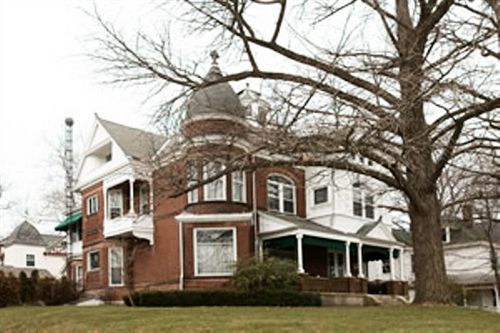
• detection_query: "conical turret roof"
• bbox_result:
[186,51,245,119]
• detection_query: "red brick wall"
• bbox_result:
[82,181,104,246]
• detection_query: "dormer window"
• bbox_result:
[108,189,123,219]
[267,174,295,214]
[203,161,226,201]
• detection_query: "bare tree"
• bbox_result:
[92,1,499,303]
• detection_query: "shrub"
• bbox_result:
[38,277,79,305]
[0,272,20,307]
[232,257,300,292]
[19,271,36,303]
[124,290,321,307]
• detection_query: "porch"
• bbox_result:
[102,176,154,244]
[261,233,408,296]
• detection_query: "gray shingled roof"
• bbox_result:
[186,63,246,119]
[356,219,382,237]
[261,211,347,236]
[0,221,64,248]
[98,117,166,161]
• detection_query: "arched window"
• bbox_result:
[267,174,295,214]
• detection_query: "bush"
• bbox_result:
[38,277,79,305]
[0,272,20,307]
[124,290,321,307]
[19,271,36,303]
[232,257,300,292]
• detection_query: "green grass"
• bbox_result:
[0,306,499,333]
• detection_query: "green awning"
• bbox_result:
[264,235,345,252]
[55,211,82,231]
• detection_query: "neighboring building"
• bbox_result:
[73,54,408,299]
[0,221,66,278]
[55,211,83,289]
[394,221,500,311]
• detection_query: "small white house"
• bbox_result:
[0,221,66,278]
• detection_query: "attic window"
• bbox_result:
[105,153,112,162]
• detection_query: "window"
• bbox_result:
[382,258,390,274]
[352,181,375,219]
[105,153,112,162]
[187,163,198,204]
[87,250,100,271]
[442,227,450,243]
[108,189,123,219]
[108,247,124,286]
[70,224,82,242]
[267,175,295,214]
[353,182,363,217]
[86,194,99,215]
[203,161,226,201]
[194,228,236,276]
[75,265,83,290]
[139,183,149,214]
[231,171,246,202]
[313,187,328,205]
[26,254,35,267]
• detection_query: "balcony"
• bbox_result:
[103,214,154,244]
[69,240,83,259]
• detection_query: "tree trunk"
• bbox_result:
[409,191,450,304]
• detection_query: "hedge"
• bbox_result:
[124,290,321,307]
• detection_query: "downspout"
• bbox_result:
[252,156,259,258]
[178,220,184,290]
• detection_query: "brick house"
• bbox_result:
[72,55,409,299]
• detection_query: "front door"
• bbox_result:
[328,251,344,277]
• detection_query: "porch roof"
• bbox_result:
[259,211,404,250]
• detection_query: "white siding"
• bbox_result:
[2,244,66,278]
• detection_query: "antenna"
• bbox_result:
[64,117,74,217]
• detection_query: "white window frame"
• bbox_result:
[352,181,376,220]
[193,227,237,277]
[231,171,246,203]
[312,186,329,206]
[86,194,99,215]
[203,161,227,201]
[108,247,124,287]
[187,163,199,204]
[87,250,100,272]
[107,189,123,219]
[26,254,35,267]
[267,174,296,214]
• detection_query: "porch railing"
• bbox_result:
[300,276,408,296]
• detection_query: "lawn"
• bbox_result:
[0,306,499,333]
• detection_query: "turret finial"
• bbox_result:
[210,50,219,65]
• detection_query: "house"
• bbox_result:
[394,220,500,311]
[0,221,66,278]
[72,54,409,299]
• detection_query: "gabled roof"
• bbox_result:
[97,117,166,161]
[0,221,64,248]
[356,220,380,237]
[260,211,347,236]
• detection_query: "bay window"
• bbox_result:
[139,183,149,214]
[231,171,246,202]
[203,161,226,201]
[187,163,198,204]
[194,228,236,276]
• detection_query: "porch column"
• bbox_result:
[345,241,352,277]
[399,248,405,280]
[357,243,364,278]
[129,178,135,215]
[389,247,395,280]
[296,233,305,274]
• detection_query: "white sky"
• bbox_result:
[0,0,170,237]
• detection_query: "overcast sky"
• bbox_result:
[0,0,173,237]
